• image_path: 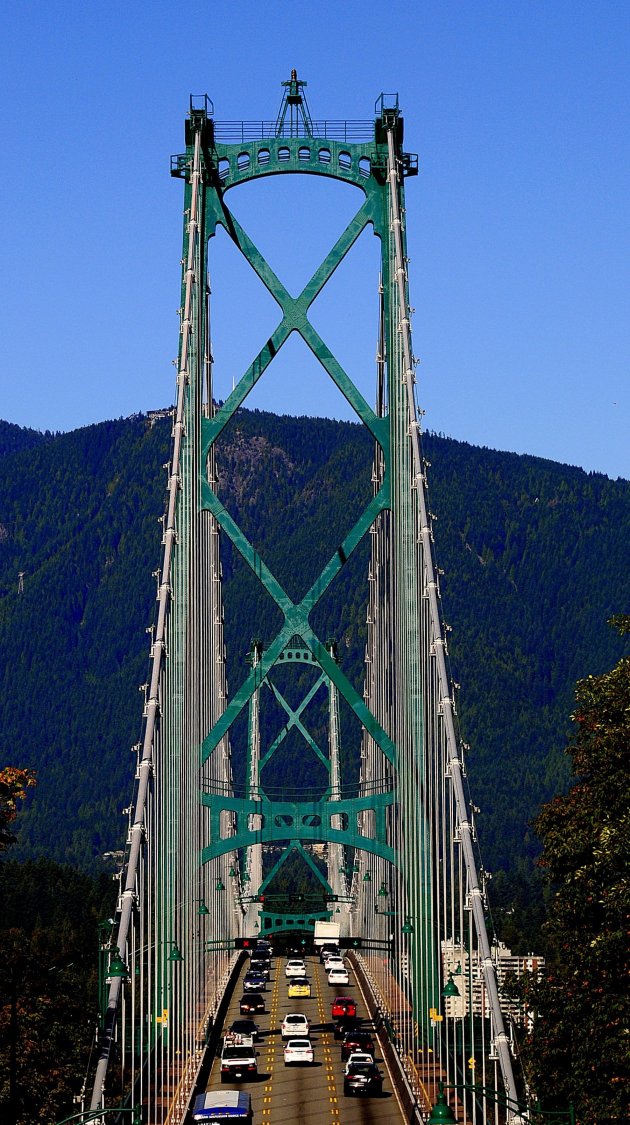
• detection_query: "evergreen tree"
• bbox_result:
[0,770,112,1122]
[518,617,630,1122]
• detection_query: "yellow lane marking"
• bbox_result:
[313,954,339,1123]
[261,956,282,1119]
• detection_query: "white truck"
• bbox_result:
[313,920,341,949]
[220,1033,258,1083]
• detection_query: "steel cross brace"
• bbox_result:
[201,789,396,864]
[198,141,399,873]
[258,841,334,897]
[199,480,396,766]
[198,153,396,765]
[261,675,330,772]
[201,195,387,454]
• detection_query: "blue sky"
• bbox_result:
[1,1,628,479]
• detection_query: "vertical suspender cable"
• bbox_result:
[385,124,520,1116]
[89,123,203,1114]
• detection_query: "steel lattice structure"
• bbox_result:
[88,75,526,1124]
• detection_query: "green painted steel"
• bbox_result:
[201,790,397,863]
[198,481,397,766]
[88,76,524,1124]
[259,842,334,897]
[262,675,331,772]
[259,910,331,934]
[83,72,526,1125]
[172,72,417,978]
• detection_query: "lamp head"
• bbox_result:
[442,972,460,999]
[428,1083,457,1124]
[106,947,129,981]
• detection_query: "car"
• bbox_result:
[328,967,350,986]
[239,993,265,1015]
[249,957,271,978]
[345,1051,375,1069]
[341,1029,375,1060]
[285,958,307,978]
[324,956,345,973]
[331,996,357,1019]
[320,944,340,963]
[334,1015,360,1040]
[252,939,273,954]
[250,945,271,963]
[343,1060,383,1097]
[220,1034,258,1083]
[242,971,267,992]
[230,1018,261,1041]
[287,977,311,998]
[287,941,309,956]
[283,1037,314,1066]
[281,1013,310,1039]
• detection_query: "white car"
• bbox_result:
[324,956,345,974]
[328,967,350,986]
[284,1037,314,1065]
[285,959,307,978]
[344,1050,375,1071]
[281,1013,310,1040]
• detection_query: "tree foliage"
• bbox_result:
[517,621,630,1122]
[0,768,36,851]
[0,858,114,1124]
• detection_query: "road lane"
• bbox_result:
[202,950,407,1124]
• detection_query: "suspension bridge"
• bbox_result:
[83,73,542,1125]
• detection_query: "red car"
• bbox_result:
[331,996,357,1019]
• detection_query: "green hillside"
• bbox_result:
[0,411,627,881]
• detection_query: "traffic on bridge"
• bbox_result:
[193,942,407,1124]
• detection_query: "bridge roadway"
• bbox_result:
[201,952,408,1125]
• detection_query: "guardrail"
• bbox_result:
[212,119,374,143]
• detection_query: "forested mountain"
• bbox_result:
[0,420,53,459]
[0,410,627,884]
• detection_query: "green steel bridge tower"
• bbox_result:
[88,74,525,1124]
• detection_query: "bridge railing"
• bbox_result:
[212,119,374,143]
[201,777,392,800]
